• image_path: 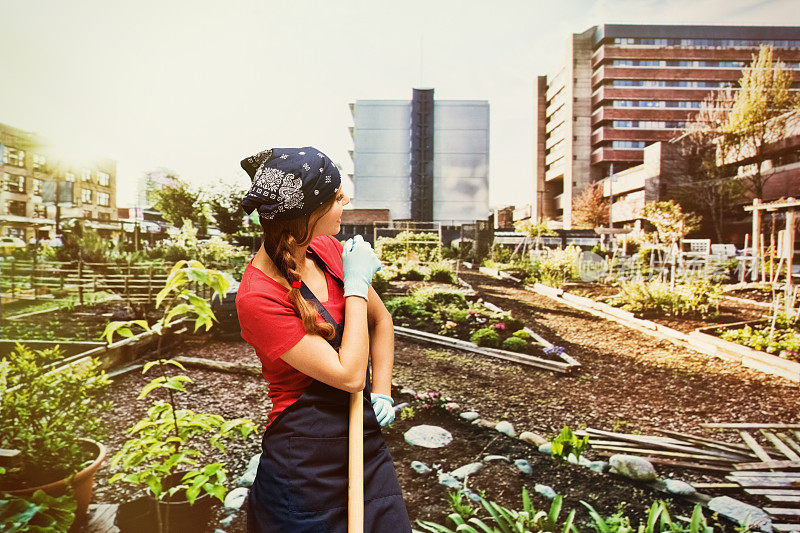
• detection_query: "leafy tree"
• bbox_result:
[722,45,800,199]
[205,181,248,237]
[671,88,746,242]
[151,176,207,233]
[640,200,702,288]
[514,220,556,251]
[571,183,609,229]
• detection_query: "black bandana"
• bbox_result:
[240,147,341,221]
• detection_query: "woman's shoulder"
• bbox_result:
[237,262,291,309]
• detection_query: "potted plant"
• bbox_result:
[102,260,257,533]
[0,343,111,528]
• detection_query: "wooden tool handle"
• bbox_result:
[348,390,364,533]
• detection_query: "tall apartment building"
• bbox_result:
[349,89,490,225]
[534,24,800,228]
[0,122,118,241]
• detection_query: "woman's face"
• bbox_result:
[312,187,350,237]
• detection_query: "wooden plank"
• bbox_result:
[745,489,800,495]
[764,507,800,516]
[765,495,800,503]
[735,460,800,471]
[729,472,800,478]
[763,430,800,461]
[592,445,733,463]
[587,428,745,461]
[701,423,800,429]
[692,483,741,490]
[774,524,800,532]
[740,430,773,462]
[726,476,800,487]
[653,428,756,455]
[778,432,800,456]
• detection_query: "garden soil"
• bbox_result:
[93,268,800,532]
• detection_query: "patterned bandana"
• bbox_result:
[240,147,342,221]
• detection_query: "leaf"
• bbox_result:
[138,376,167,399]
[206,482,227,503]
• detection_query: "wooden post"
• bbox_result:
[741,234,749,284]
[786,207,795,314]
[78,259,84,305]
[760,233,767,284]
[10,259,16,300]
[752,199,761,282]
[348,391,364,533]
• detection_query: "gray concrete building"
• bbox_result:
[349,89,489,224]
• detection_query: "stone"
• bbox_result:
[538,442,552,455]
[437,472,462,490]
[223,487,249,510]
[237,453,261,487]
[400,387,416,396]
[214,529,228,533]
[534,484,557,500]
[519,431,548,447]
[587,460,608,473]
[609,454,657,482]
[460,411,479,422]
[404,425,453,448]
[484,455,510,463]
[451,462,484,480]
[461,488,482,502]
[472,418,495,429]
[708,496,772,532]
[219,513,236,528]
[495,421,516,438]
[514,458,533,475]
[410,461,432,475]
[664,479,696,496]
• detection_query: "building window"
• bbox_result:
[3,173,25,193]
[5,200,27,217]
[97,192,110,206]
[32,154,47,170]
[612,141,647,149]
[81,169,91,182]
[33,204,47,218]
[612,120,686,129]
[3,148,25,167]
[98,212,111,221]
[97,171,110,186]
[65,172,76,182]
[33,178,42,196]
[83,210,93,219]
[81,188,93,204]
[613,37,800,48]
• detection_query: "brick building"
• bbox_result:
[0,122,118,241]
[533,24,800,228]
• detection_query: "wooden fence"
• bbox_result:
[0,259,215,307]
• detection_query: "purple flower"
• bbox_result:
[543,345,566,356]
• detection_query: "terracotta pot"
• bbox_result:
[5,438,107,527]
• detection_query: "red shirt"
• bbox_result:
[236,235,345,425]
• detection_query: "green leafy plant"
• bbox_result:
[101,260,257,533]
[550,426,590,463]
[376,231,442,263]
[447,490,478,521]
[425,261,458,284]
[470,327,500,348]
[415,489,577,533]
[0,344,111,489]
[502,336,528,352]
[718,314,800,359]
[615,278,721,318]
[512,329,531,340]
[0,489,77,532]
[581,499,712,533]
[400,406,416,420]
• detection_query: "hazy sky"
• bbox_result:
[2,0,799,209]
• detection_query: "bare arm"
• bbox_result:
[366,285,394,396]
[280,295,370,393]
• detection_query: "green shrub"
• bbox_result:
[490,243,513,264]
[371,271,391,297]
[376,231,441,263]
[384,297,434,326]
[443,306,469,324]
[501,316,525,332]
[538,245,581,287]
[718,314,800,357]
[616,277,721,318]
[411,287,468,310]
[512,329,531,340]
[397,263,427,281]
[550,425,590,463]
[426,262,457,284]
[470,327,500,348]
[502,336,527,352]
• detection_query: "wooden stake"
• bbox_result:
[348,391,364,533]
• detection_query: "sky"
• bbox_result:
[2,0,799,210]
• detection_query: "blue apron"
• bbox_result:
[247,248,411,533]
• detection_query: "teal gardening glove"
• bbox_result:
[341,235,381,301]
[370,393,395,426]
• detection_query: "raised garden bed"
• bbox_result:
[691,321,800,382]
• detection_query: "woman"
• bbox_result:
[235,147,411,532]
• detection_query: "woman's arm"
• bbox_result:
[281,295,370,393]
[367,285,394,396]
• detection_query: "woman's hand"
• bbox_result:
[342,235,381,301]
[370,393,395,426]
